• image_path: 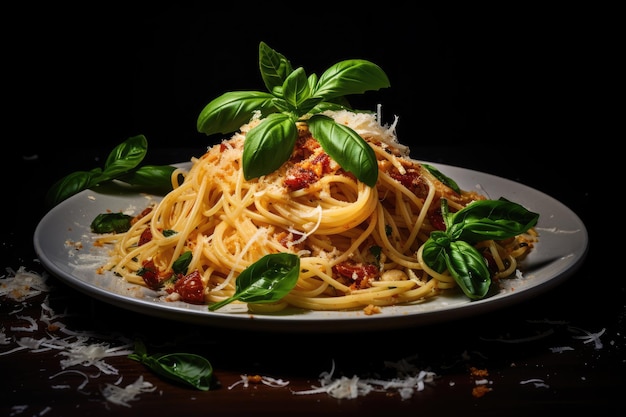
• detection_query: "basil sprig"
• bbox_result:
[422,198,539,300]
[196,41,390,187]
[208,253,300,311]
[128,339,214,391]
[45,135,176,208]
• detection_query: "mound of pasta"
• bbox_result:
[98,109,537,312]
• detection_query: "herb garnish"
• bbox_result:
[421,198,539,299]
[196,41,390,187]
[208,253,300,311]
[90,212,133,234]
[45,135,176,208]
[128,339,214,391]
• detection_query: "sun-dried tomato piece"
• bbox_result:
[174,270,205,304]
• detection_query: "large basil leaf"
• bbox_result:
[100,135,148,181]
[118,165,177,191]
[445,241,492,299]
[45,168,103,208]
[447,199,539,242]
[421,197,539,301]
[281,67,312,109]
[242,113,298,180]
[196,91,278,135]
[259,41,293,93]
[313,60,390,99]
[421,231,451,273]
[308,114,378,187]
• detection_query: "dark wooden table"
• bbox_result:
[3,5,616,415]
[2,144,617,417]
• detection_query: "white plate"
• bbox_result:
[34,162,588,333]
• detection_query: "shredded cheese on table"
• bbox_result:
[1,265,618,409]
[1,266,146,409]
[100,376,158,407]
[0,266,51,301]
[292,359,437,400]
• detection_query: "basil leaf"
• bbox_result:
[208,253,300,311]
[172,251,193,275]
[309,101,351,114]
[242,112,298,180]
[447,199,539,242]
[421,231,451,273]
[45,168,103,208]
[422,163,461,194]
[129,340,213,391]
[369,246,382,264]
[196,91,278,136]
[259,41,294,93]
[117,165,177,192]
[445,241,491,300]
[282,67,312,109]
[422,197,539,301]
[197,43,390,188]
[100,135,148,181]
[46,135,176,208]
[90,212,133,233]
[144,353,213,391]
[308,114,378,187]
[314,59,390,99]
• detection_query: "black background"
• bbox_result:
[7,4,606,155]
[4,4,612,257]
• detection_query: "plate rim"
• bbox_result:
[33,161,589,332]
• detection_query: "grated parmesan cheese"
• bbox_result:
[292,359,437,400]
[520,378,550,388]
[10,315,38,332]
[569,326,606,350]
[1,268,143,409]
[0,266,51,301]
[58,341,134,374]
[100,376,157,407]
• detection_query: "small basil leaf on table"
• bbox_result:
[128,340,214,391]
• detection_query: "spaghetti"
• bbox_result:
[98,109,537,312]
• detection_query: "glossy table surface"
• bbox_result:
[2,143,617,417]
